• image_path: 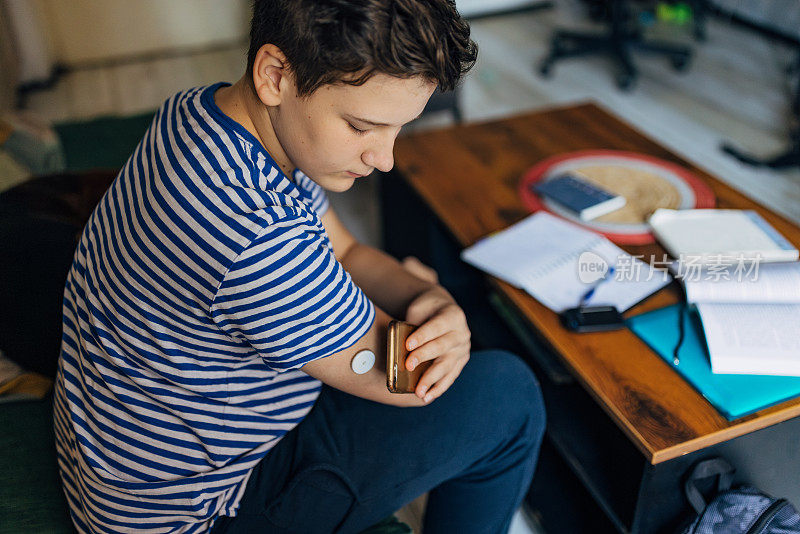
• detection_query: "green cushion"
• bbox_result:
[54,112,155,173]
[0,397,73,533]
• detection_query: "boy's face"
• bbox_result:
[268,73,436,192]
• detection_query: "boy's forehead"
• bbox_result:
[318,74,436,124]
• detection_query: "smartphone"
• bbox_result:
[559,305,625,333]
[386,320,431,393]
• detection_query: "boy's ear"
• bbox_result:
[251,44,291,106]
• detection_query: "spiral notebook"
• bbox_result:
[461,212,670,312]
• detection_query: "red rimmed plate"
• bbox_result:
[519,150,715,245]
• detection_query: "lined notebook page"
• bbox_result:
[460,212,602,286]
[461,212,670,312]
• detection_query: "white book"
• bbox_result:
[649,209,799,264]
[460,212,670,313]
[681,262,800,376]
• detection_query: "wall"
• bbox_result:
[4,0,54,85]
[713,0,800,40]
[39,0,250,66]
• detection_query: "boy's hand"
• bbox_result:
[404,286,471,403]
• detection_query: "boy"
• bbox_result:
[54,1,546,532]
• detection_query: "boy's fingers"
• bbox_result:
[406,331,460,368]
[413,345,470,394]
[406,305,465,350]
[406,313,448,351]
[419,355,469,402]
[424,368,461,402]
[414,359,451,399]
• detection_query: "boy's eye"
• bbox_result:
[347,122,368,135]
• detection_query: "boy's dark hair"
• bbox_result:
[247,0,478,96]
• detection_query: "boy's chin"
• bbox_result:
[314,175,357,193]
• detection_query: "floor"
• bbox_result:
[393,492,543,534]
[19,2,800,532]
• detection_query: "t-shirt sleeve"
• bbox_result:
[210,215,374,372]
[293,169,330,216]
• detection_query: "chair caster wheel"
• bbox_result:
[693,28,706,42]
[616,73,635,91]
[671,54,691,72]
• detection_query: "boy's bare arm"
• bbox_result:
[300,207,472,406]
[301,304,427,407]
[319,207,437,317]
[301,207,438,407]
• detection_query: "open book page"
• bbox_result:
[683,262,800,304]
[461,212,670,312]
[697,303,800,376]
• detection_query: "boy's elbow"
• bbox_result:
[386,392,428,408]
[301,355,427,408]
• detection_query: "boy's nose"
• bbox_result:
[365,151,393,173]
[362,131,397,173]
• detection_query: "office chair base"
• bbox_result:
[539,30,692,91]
[721,137,800,169]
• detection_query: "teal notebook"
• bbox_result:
[626,304,800,420]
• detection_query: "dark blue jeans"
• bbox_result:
[211,350,546,534]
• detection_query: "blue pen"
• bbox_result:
[579,266,616,305]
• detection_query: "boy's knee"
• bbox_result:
[461,350,546,443]
[471,349,541,398]
[496,351,546,444]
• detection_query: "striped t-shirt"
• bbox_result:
[53,83,375,533]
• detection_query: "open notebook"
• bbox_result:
[461,212,670,312]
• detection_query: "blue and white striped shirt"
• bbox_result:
[53,83,375,533]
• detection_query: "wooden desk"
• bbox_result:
[385,103,800,533]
